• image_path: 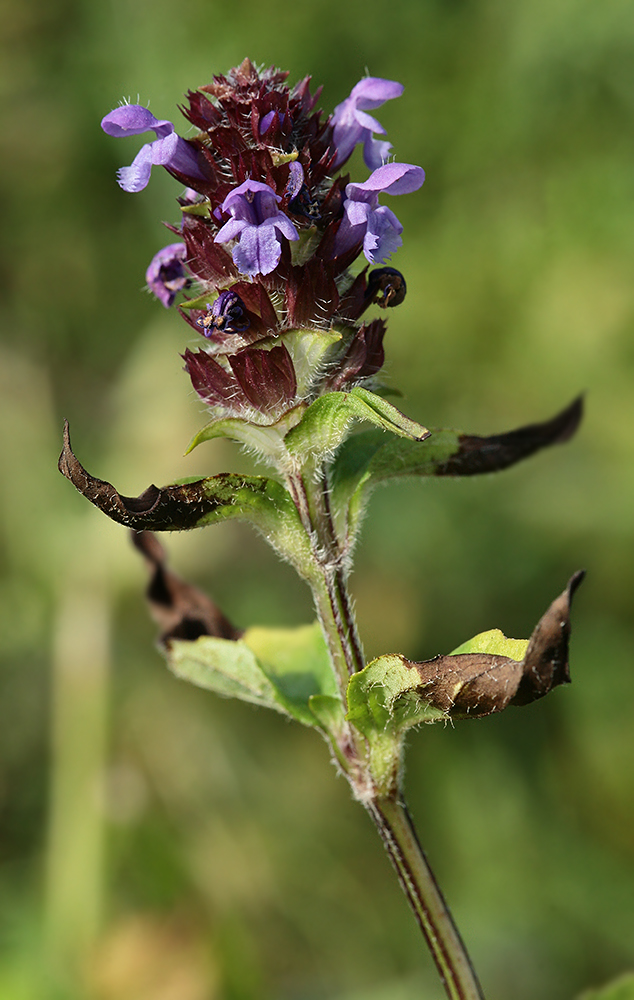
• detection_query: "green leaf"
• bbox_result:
[185,408,304,460]
[308,694,346,735]
[167,621,343,732]
[285,386,429,463]
[577,973,634,1000]
[450,628,529,661]
[347,655,448,738]
[168,635,284,712]
[244,622,340,727]
[346,655,447,796]
[330,396,583,543]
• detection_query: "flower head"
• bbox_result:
[101,105,205,192]
[331,77,404,170]
[333,162,425,264]
[146,243,189,308]
[101,61,425,403]
[214,180,299,277]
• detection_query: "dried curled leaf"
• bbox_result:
[131,530,239,645]
[420,570,585,716]
[346,572,584,793]
[58,421,314,572]
[348,570,584,733]
[58,420,286,531]
[433,394,583,477]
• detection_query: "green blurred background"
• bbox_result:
[1,0,634,997]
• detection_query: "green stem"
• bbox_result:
[288,461,485,999]
[287,468,365,691]
[367,796,485,1000]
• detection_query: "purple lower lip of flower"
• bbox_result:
[101,104,206,193]
[331,77,404,170]
[146,243,189,308]
[332,162,425,264]
[214,180,299,277]
[196,290,251,337]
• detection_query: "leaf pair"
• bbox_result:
[132,532,583,799]
[59,397,582,548]
[186,384,430,465]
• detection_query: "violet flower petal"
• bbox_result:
[102,105,205,193]
[353,109,387,135]
[363,205,403,263]
[232,223,283,276]
[332,76,404,170]
[346,162,426,199]
[363,135,393,170]
[333,162,424,264]
[214,217,248,244]
[101,105,175,139]
[260,110,278,133]
[215,180,298,276]
[145,242,189,308]
[349,77,405,108]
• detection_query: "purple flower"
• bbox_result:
[146,243,189,308]
[101,105,205,193]
[331,77,404,170]
[333,162,425,264]
[196,290,250,338]
[214,180,299,277]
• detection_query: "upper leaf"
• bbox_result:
[330,395,583,541]
[284,386,429,462]
[58,420,313,572]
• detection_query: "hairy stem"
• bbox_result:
[287,467,365,691]
[367,796,485,1000]
[289,463,485,999]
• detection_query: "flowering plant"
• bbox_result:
[60,58,583,999]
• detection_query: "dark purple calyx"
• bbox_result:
[184,343,297,418]
[325,319,387,391]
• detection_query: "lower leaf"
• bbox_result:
[346,573,584,790]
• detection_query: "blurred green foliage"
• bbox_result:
[1,0,634,997]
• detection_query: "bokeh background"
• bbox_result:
[2,0,634,997]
